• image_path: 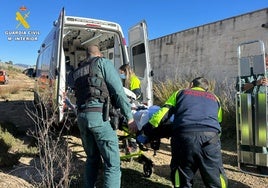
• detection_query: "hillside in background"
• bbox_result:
[0,62,34,71]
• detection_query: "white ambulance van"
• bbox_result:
[34,8,153,124]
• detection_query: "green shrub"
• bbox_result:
[0,127,20,167]
[0,125,38,167]
[0,128,18,148]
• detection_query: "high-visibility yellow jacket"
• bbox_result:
[149,87,222,133]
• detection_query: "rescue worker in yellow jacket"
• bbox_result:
[119,64,141,152]
[119,64,141,100]
[139,77,228,188]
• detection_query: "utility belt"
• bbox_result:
[77,106,103,113]
[77,99,120,131]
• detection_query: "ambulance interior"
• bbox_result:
[63,27,126,71]
[62,24,153,107]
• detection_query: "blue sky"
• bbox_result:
[0,0,267,66]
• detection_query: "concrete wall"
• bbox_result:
[149,8,268,88]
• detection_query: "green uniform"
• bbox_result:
[74,56,133,188]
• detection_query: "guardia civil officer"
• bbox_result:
[139,77,228,188]
[73,45,137,188]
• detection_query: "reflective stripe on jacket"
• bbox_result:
[149,87,222,133]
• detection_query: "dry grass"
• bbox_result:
[153,79,188,105]
[0,69,34,101]
[0,172,34,187]
[0,84,21,96]
[0,83,32,101]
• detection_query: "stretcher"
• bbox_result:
[118,119,155,178]
[118,89,164,177]
[118,87,175,177]
[65,87,165,177]
[236,40,268,176]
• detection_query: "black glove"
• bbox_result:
[136,122,157,145]
[154,123,173,139]
[142,122,171,139]
[150,138,161,151]
[142,122,155,136]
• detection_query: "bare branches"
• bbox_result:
[25,101,72,188]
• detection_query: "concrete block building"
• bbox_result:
[149,8,268,88]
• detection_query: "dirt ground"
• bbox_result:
[1,72,268,187]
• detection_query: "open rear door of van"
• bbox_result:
[55,8,66,123]
[128,20,153,106]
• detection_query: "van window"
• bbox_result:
[132,43,146,78]
[36,43,53,78]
